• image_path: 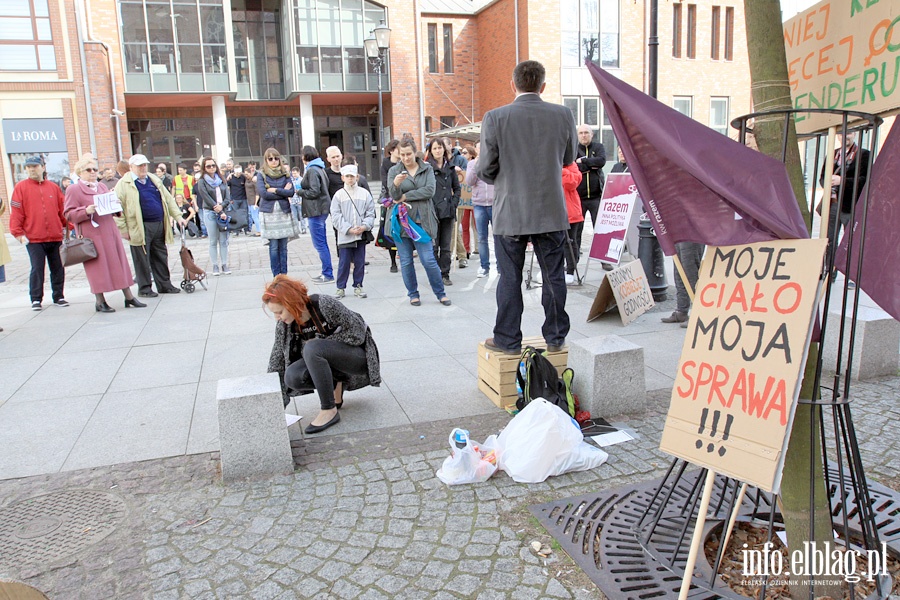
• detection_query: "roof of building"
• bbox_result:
[419,0,496,16]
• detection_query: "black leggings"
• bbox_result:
[284,338,368,409]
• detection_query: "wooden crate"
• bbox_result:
[477,337,568,409]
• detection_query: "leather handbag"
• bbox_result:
[60,225,98,267]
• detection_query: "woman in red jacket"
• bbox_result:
[562,163,584,285]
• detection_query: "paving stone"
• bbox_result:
[545,578,574,598]
[445,574,481,596]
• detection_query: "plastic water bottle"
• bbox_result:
[453,429,469,449]
[516,359,527,396]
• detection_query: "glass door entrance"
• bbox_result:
[132,131,206,171]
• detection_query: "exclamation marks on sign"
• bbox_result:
[696,408,734,457]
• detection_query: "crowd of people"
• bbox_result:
[2,60,665,434]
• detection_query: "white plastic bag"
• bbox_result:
[436,428,498,485]
[496,399,607,482]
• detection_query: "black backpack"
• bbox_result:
[515,346,577,417]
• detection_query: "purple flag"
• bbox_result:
[834,120,900,322]
[587,63,809,255]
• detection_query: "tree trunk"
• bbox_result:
[742,2,842,598]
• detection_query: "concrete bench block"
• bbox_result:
[568,335,646,418]
[217,373,294,482]
[821,306,899,380]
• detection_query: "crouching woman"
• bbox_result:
[264,275,380,434]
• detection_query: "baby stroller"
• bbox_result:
[178,225,207,293]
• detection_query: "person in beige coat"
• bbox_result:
[114,154,187,297]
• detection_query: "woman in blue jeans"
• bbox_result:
[196,157,232,275]
[256,148,294,276]
[463,143,495,278]
[387,138,451,306]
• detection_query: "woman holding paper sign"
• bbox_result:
[64,154,145,312]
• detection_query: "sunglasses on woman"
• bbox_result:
[83,167,98,172]
[205,163,217,169]
[266,156,280,162]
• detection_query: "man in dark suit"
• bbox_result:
[478,60,578,355]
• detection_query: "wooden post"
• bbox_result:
[678,470,717,600]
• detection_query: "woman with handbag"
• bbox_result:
[387,138,451,306]
[196,156,233,275]
[330,164,375,299]
[63,154,145,312]
[257,148,295,277]
[264,275,381,434]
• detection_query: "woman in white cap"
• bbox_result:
[330,164,375,299]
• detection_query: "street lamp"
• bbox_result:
[364,19,391,159]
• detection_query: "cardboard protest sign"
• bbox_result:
[586,276,616,322]
[783,1,900,134]
[586,260,654,324]
[608,260,655,325]
[589,173,639,265]
[660,238,827,493]
[459,183,473,208]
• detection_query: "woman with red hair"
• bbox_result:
[264,275,380,433]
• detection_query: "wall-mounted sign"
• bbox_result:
[3,119,67,154]
[783,1,900,133]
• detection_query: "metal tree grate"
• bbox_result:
[530,466,900,599]
[0,490,128,570]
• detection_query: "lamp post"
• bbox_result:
[364,20,391,161]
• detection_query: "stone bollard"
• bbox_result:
[821,305,899,381]
[217,373,294,482]
[567,336,646,418]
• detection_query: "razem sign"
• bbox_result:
[659,239,827,493]
[2,118,67,153]
[783,1,900,134]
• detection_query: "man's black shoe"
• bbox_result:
[138,291,159,298]
[158,287,181,294]
[546,343,566,353]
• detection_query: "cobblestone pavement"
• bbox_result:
[1,375,897,599]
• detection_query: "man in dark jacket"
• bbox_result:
[575,125,606,247]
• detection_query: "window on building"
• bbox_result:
[119,0,228,92]
[563,96,613,160]
[233,0,284,100]
[291,0,384,93]
[711,6,720,60]
[439,116,455,129]
[0,0,56,71]
[710,97,729,136]
[686,4,696,59]
[672,3,682,58]
[442,24,453,73]
[673,96,692,118]
[724,7,734,61]
[427,23,437,73]
[560,0,618,69]
[424,116,432,133]
[563,97,580,122]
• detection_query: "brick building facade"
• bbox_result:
[2,0,753,207]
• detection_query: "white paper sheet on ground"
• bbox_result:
[285,414,302,426]
[591,429,635,447]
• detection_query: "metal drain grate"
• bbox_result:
[0,490,128,570]
[530,467,900,599]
